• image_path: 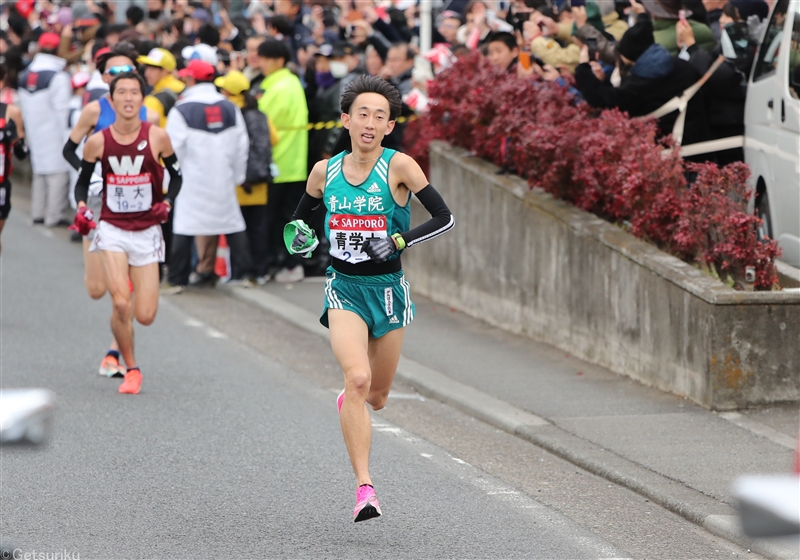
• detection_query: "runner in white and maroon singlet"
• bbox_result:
[73,72,183,395]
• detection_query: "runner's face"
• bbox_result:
[111,78,144,120]
[343,92,395,152]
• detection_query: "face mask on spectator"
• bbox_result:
[316,71,336,88]
[329,61,348,78]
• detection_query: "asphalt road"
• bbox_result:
[0,194,765,559]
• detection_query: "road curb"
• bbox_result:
[220,284,797,560]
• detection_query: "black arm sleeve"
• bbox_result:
[163,153,183,205]
[400,184,455,248]
[63,138,82,171]
[74,159,96,205]
[291,191,323,223]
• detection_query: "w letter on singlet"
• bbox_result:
[108,155,144,176]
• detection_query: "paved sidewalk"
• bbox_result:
[224,279,799,560]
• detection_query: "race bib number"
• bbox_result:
[106,173,152,213]
[329,214,387,264]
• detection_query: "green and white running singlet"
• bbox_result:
[323,148,409,264]
[319,148,416,337]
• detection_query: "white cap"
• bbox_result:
[181,44,219,66]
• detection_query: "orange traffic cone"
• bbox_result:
[215,234,231,282]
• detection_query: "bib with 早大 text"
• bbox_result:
[323,149,410,265]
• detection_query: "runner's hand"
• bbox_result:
[362,236,398,263]
[74,206,96,236]
[284,219,319,258]
[151,201,170,224]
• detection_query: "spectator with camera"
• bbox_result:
[574,14,710,148]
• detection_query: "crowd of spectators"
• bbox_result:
[0,0,781,284]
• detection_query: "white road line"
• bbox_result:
[206,328,227,339]
[184,318,204,327]
[719,412,797,450]
[387,392,426,401]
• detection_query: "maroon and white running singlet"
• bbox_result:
[100,122,164,231]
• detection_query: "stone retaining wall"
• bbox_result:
[403,142,800,410]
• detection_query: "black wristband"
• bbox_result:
[63,138,81,171]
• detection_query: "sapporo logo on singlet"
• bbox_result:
[328,214,387,264]
[106,155,153,214]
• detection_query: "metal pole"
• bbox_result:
[420,0,433,54]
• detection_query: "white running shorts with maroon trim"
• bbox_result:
[89,220,165,266]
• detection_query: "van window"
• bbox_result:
[753,0,789,82]
[790,12,800,99]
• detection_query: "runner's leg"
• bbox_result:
[0,219,5,253]
[129,262,160,326]
[83,238,108,299]
[329,308,373,487]
[366,328,404,411]
[100,250,136,368]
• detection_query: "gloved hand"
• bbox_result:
[73,206,96,236]
[151,201,170,223]
[283,219,319,258]
[362,234,402,263]
[13,138,28,161]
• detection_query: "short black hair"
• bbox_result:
[266,15,293,36]
[257,38,292,64]
[487,31,518,51]
[109,72,146,98]
[197,23,221,47]
[126,5,145,26]
[341,75,402,121]
[98,40,140,73]
[389,42,415,61]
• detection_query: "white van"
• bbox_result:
[744,0,800,266]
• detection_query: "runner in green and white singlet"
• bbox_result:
[286,76,454,523]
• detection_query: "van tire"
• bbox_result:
[755,185,773,241]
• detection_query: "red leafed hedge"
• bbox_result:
[405,53,780,290]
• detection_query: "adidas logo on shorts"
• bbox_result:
[367,183,381,193]
[389,316,399,324]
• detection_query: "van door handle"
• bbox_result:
[768,99,774,109]
[781,99,786,122]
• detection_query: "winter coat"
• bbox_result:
[17,53,72,175]
[653,18,716,55]
[242,106,273,186]
[575,43,710,146]
[530,36,581,73]
[166,83,249,235]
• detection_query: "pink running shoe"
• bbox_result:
[337,389,345,414]
[353,485,382,523]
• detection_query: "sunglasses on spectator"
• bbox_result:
[105,65,136,76]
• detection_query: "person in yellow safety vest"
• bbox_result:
[138,48,185,128]
[215,70,280,285]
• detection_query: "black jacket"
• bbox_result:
[242,105,273,186]
[575,43,710,146]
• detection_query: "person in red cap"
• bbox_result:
[62,41,160,379]
[17,31,72,228]
[163,60,253,291]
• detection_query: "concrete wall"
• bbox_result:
[403,143,800,410]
